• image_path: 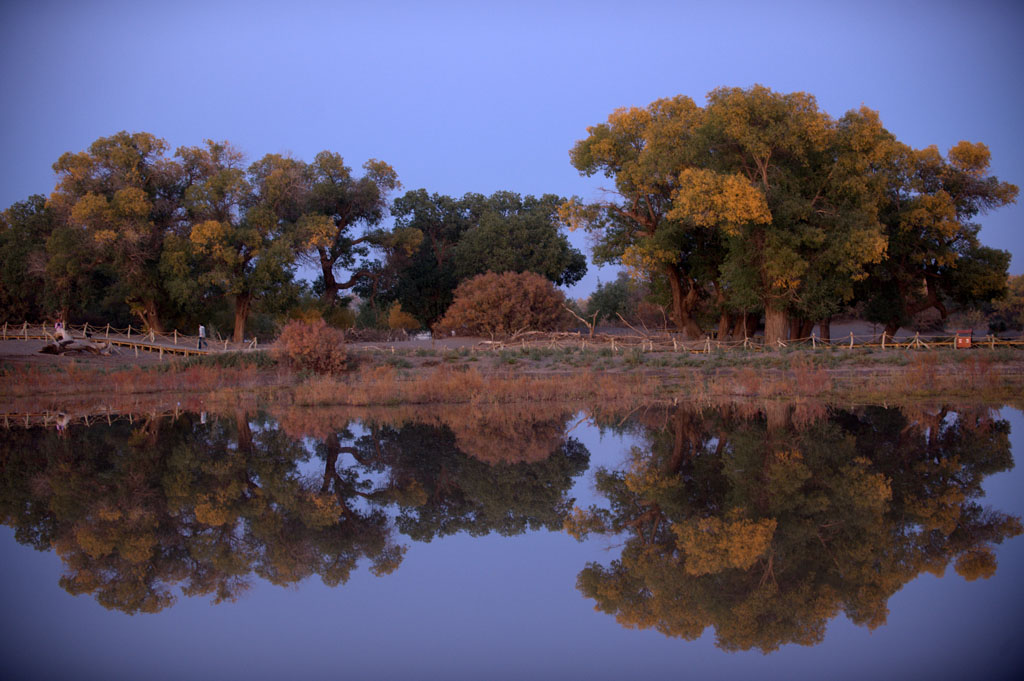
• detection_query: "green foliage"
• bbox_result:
[434,271,571,336]
[453,192,587,286]
[585,272,645,324]
[360,189,585,327]
[990,274,1024,331]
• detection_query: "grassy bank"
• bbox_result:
[2,343,1022,415]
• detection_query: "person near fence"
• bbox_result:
[198,324,207,349]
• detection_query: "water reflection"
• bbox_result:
[0,401,1019,655]
[0,407,589,613]
[569,403,1022,652]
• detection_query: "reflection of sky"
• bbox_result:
[1,411,1023,680]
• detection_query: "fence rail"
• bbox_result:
[459,329,1024,354]
[0,321,260,357]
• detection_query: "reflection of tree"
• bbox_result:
[1,407,590,613]
[0,413,406,614]
[351,421,590,542]
[568,404,1022,652]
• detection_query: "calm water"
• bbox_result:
[2,403,1023,681]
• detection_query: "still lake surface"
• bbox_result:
[2,402,1023,681]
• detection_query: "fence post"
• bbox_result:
[127,325,131,339]
[174,329,178,345]
[881,332,886,350]
[83,322,89,337]
[105,324,110,339]
[849,332,854,349]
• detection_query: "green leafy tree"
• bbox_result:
[0,196,53,321]
[297,153,407,304]
[453,192,586,286]
[165,142,297,342]
[857,141,1017,336]
[48,131,183,331]
[365,189,585,327]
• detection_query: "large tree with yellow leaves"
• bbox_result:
[566,86,949,345]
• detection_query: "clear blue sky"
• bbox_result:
[2,0,1021,296]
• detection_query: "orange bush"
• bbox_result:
[434,271,570,336]
[275,319,351,374]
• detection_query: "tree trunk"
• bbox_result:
[233,292,251,343]
[235,411,253,455]
[789,317,802,341]
[764,301,788,348]
[665,264,702,339]
[798,319,815,340]
[731,313,755,340]
[137,299,164,333]
[819,317,831,343]
[717,312,731,341]
[321,264,340,304]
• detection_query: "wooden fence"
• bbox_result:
[0,321,260,357]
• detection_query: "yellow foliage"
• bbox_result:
[667,168,772,230]
[621,243,677,276]
[674,513,777,576]
[387,302,420,331]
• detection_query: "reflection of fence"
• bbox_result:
[1,407,190,430]
[458,330,1024,354]
[1,322,260,357]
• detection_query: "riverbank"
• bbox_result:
[2,337,1022,415]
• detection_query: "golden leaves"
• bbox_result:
[673,512,777,576]
[667,168,772,230]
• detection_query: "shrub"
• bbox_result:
[275,319,351,374]
[434,271,570,336]
[387,302,421,331]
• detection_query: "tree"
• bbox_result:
[359,189,476,326]
[565,95,716,337]
[584,271,645,325]
[364,189,586,328]
[48,131,183,331]
[857,141,1017,337]
[0,195,53,321]
[165,142,297,342]
[453,192,586,286]
[297,153,406,304]
[990,274,1024,332]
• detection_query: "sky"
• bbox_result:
[1,0,1022,297]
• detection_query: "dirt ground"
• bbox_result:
[0,339,168,368]
[0,320,1006,371]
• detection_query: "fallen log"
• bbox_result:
[39,340,117,356]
